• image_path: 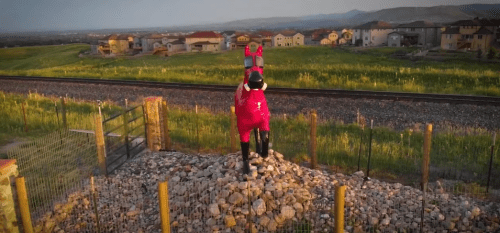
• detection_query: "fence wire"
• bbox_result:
[6,130,98,226]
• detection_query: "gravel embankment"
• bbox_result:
[35,150,500,232]
[1,80,500,131]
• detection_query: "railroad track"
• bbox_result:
[2,75,500,106]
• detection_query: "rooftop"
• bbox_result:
[187,31,223,38]
[353,21,393,29]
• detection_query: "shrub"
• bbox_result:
[487,48,496,60]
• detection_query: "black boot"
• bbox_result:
[260,131,269,159]
[241,142,250,174]
[254,128,262,155]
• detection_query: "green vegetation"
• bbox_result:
[0,91,121,147]
[2,92,499,188]
[1,44,500,96]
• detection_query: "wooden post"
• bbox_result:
[60,97,67,129]
[487,132,496,193]
[144,97,162,151]
[230,106,236,153]
[158,181,171,233]
[161,100,171,151]
[310,110,317,170]
[334,185,346,233]
[421,123,432,233]
[54,101,60,129]
[366,120,374,179]
[95,107,107,176]
[21,102,28,132]
[15,176,33,233]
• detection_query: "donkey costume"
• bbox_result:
[234,45,270,174]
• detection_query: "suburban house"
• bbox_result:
[257,31,274,47]
[141,34,163,53]
[440,28,461,50]
[231,34,262,50]
[273,31,304,47]
[303,31,314,45]
[352,21,394,47]
[388,20,443,48]
[221,31,236,50]
[108,34,130,54]
[338,29,353,45]
[440,18,500,52]
[162,36,182,45]
[311,31,339,46]
[166,39,186,53]
[185,31,224,52]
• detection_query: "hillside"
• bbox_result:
[167,3,500,30]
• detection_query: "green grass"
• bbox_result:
[0,44,499,96]
[0,91,122,147]
[2,91,499,189]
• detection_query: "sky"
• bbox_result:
[0,0,499,32]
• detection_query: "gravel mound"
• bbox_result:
[35,150,500,232]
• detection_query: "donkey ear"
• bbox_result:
[256,46,263,56]
[244,46,251,56]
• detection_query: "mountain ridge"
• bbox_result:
[167,3,500,31]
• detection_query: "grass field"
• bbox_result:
[1,44,500,96]
[0,91,122,152]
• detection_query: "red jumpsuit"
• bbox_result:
[234,46,270,142]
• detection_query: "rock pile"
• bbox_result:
[32,150,500,233]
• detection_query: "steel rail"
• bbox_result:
[2,75,500,106]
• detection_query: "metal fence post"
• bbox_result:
[95,106,107,176]
[162,100,171,151]
[335,185,346,233]
[196,104,200,153]
[90,176,101,233]
[123,107,130,159]
[366,119,374,179]
[310,110,317,170]
[230,106,236,153]
[487,132,496,193]
[60,97,67,129]
[421,123,433,233]
[357,125,364,171]
[159,181,171,233]
[21,102,28,133]
[15,176,33,233]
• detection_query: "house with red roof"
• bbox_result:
[185,31,224,52]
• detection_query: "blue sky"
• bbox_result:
[0,0,498,32]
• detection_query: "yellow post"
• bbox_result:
[94,113,107,176]
[334,185,346,233]
[161,100,171,151]
[422,123,433,185]
[15,176,33,233]
[158,181,170,233]
[310,110,317,169]
[0,160,19,233]
[230,106,237,153]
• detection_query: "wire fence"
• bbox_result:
[6,130,98,229]
[3,98,500,232]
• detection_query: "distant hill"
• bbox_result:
[166,3,500,31]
